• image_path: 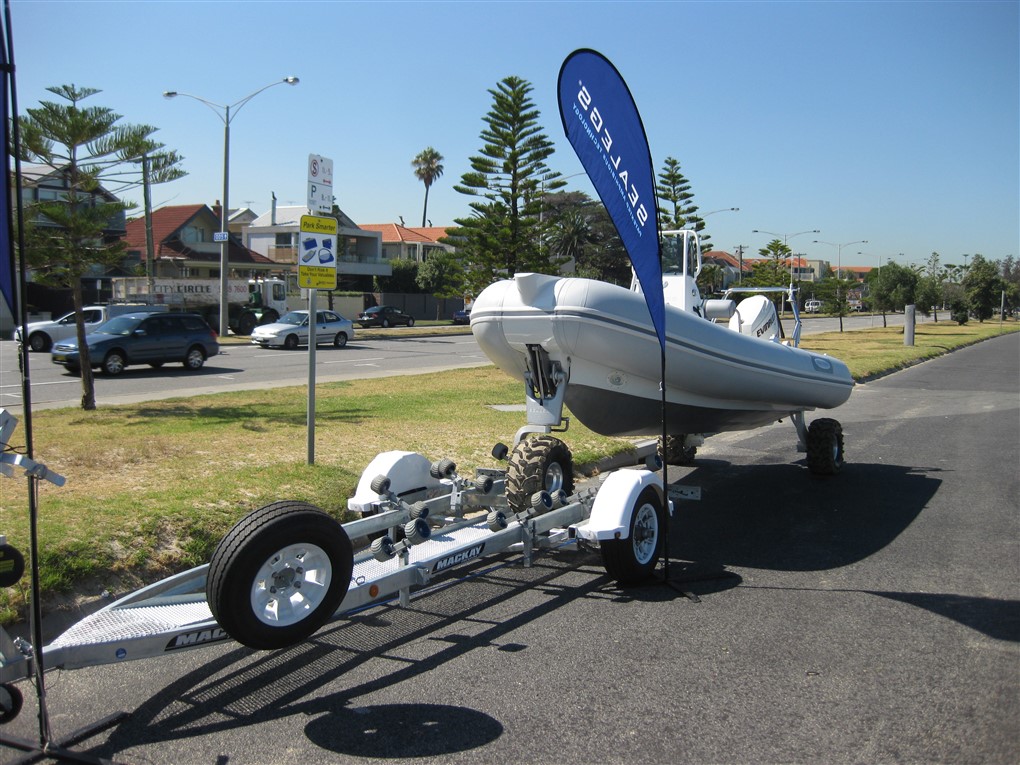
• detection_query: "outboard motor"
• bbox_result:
[729,294,781,340]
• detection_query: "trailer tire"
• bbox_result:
[506,435,574,515]
[806,418,844,475]
[206,501,353,650]
[600,486,664,585]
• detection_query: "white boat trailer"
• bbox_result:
[1,408,674,722]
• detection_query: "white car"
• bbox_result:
[251,309,353,349]
[804,299,822,313]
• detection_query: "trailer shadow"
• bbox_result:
[669,459,941,571]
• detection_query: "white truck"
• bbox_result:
[111,277,290,336]
[14,304,168,352]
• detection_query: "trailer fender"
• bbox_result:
[347,451,444,516]
[574,469,665,543]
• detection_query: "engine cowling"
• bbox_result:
[728,294,780,340]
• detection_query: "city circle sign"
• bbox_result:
[298,215,338,290]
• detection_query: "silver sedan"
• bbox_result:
[250,310,354,349]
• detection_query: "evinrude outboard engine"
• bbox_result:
[729,294,781,341]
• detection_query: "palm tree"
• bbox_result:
[411,147,444,227]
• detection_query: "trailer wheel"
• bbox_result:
[0,682,23,724]
[431,458,457,479]
[806,418,845,475]
[206,501,353,650]
[600,486,664,585]
[506,435,574,515]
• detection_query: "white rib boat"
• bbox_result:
[470,231,854,441]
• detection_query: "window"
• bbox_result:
[181,225,206,244]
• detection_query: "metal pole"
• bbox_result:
[219,110,230,338]
[307,289,317,464]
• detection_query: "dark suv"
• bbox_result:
[51,312,219,375]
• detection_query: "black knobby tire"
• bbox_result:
[659,434,697,466]
[600,486,665,585]
[206,501,353,650]
[505,435,574,515]
[806,418,845,475]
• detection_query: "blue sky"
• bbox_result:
[11,0,1019,270]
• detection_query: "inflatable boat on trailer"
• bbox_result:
[470,230,854,470]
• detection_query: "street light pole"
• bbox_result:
[164,77,299,337]
[814,239,868,331]
[752,228,820,283]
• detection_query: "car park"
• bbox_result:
[50,312,219,375]
[356,305,415,328]
[250,309,354,349]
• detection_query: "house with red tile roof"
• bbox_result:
[123,204,276,279]
[358,223,457,263]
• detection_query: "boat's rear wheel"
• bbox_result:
[506,435,574,515]
[659,434,697,466]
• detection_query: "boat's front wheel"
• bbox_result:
[659,434,697,465]
[207,501,353,650]
[806,418,845,475]
[506,435,574,515]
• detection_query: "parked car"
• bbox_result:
[250,309,353,349]
[804,299,822,313]
[51,312,219,376]
[15,304,167,352]
[452,307,471,325]
[356,305,415,328]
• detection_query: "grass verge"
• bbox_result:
[1,318,1016,625]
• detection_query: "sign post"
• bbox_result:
[299,213,338,464]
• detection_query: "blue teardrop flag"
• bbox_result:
[557,49,663,350]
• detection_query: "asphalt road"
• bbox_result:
[0,313,906,412]
[3,332,1016,764]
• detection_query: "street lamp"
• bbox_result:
[752,228,820,283]
[813,239,867,280]
[164,76,299,336]
[704,207,740,217]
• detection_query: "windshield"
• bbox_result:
[278,312,308,326]
[94,316,141,336]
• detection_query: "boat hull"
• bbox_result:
[471,274,854,438]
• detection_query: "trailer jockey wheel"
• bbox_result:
[0,541,25,588]
[0,682,23,724]
[506,435,574,515]
[206,501,353,651]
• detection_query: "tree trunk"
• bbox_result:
[72,283,97,410]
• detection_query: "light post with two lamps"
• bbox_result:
[814,239,868,331]
[163,77,300,337]
[752,228,820,284]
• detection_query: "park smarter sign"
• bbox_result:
[298,215,337,290]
